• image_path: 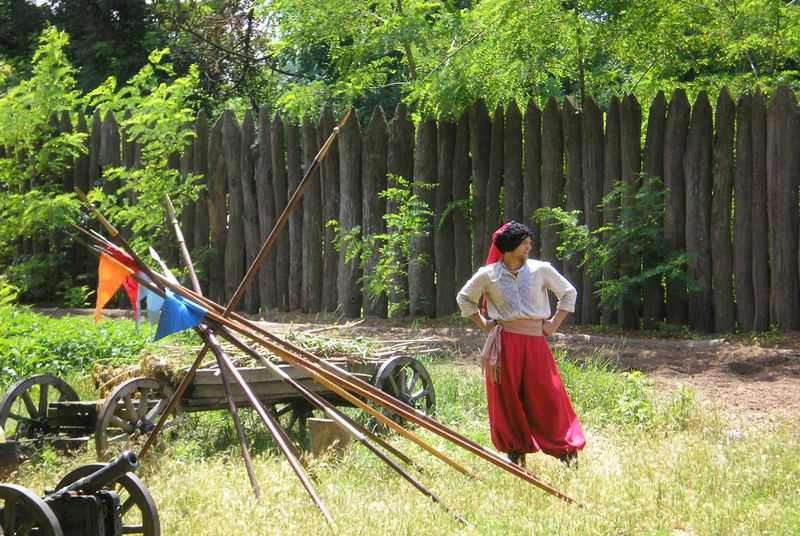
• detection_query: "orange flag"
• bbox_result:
[94,252,134,323]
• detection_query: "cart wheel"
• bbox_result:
[95,377,184,461]
[0,483,64,536]
[373,356,436,426]
[53,462,160,536]
[0,375,80,450]
[269,399,314,433]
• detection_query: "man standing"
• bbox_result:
[456,221,585,468]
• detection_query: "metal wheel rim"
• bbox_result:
[373,356,436,424]
[53,463,160,536]
[0,483,64,536]
[95,377,183,461]
[0,375,79,448]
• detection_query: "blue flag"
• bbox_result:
[136,274,165,331]
[154,289,207,341]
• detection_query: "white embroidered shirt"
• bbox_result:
[456,259,577,321]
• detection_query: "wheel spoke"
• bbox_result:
[138,390,150,420]
[110,415,133,433]
[409,389,429,404]
[386,375,400,396]
[122,525,145,534]
[108,432,132,444]
[8,411,33,425]
[145,398,168,421]
[38,384,50,416]
[123,395,138,423]
[120,495,136,516]
[4,500,16,530]
[21,391,39,418]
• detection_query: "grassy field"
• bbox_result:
[1,310,799,535]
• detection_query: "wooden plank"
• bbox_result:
[271,112,290,311]
[733,93,755,331]
[338,109,363,318]
[318,106,340,312]
[523,98,542,259]
[222,110,244,304]
[711,88,736,333]
[410,118,437,318]
[470,99,491,268]
[240,109,261,314]
[581,95,604,326]
[751,88,770,331]
[562,96,583,325]
[255,106,277,310]
[452,112,472,291]
[663,89,691,326]
[362,106,389,318]
[487,104,503,232]
[641,91,667,329]
[435,114,456,317]
[286,118,303,311]
[766,85,800,329]
[684,91,714,332]
[504,99,523,223]
[303,112,323,313]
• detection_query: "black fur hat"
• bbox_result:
[494,221,533,253]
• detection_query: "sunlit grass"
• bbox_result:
[5,350,800,535]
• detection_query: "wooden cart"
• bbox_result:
[0,355,435,461]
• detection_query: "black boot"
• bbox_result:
[508,452,526,469]
[559,451,578,469]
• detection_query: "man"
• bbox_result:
[456,221,586,468]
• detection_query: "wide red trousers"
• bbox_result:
[486,331,586,457]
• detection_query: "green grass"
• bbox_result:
[1,312,798,535]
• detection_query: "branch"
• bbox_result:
[420,29,486,79]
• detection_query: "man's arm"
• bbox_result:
[468,312,496,335]
[543,309,569,336]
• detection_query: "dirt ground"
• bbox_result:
[282,316,800,430]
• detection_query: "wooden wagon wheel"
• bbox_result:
[95,377,183,461]
[0,375,80,450]
[0,483,64,536]
[53,463,160,536]
[372,356,436,426]
[269,399,314,433]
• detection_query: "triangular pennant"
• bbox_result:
[154,289,207,341]
[106,244,140,319]
[135,274,165,331]
[94,252,134,324]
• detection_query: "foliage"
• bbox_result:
[84,48,201,247]
[0,307,149,386]
[329,175,435,317]
[536,177,699,314]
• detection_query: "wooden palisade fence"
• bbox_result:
[43,86,800,332]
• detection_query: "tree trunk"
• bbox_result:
[581,95,604,326]
[642,91,667,329]
[663,89,691,327]
[240,109,261,314]
[303,113,323,313]
[362,106,389,318]
[409,118,437,318]
[271,112,290,311]
[319,107,341,312]
[733,94,755,332]
[338,109,363,318]
[751,88,770,332]
[562,96,583,325]
[435,115,457,317]
[452,112,472,292]
[470,99,491,268]
[766,85,800,329]
[711,88,736,333]
[523,98,542,259]
[684,91,714,332]
[504,99,523,223]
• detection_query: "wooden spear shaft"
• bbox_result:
[73,229,333,522]
[163,194,261,499]
[148,272,579,505]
